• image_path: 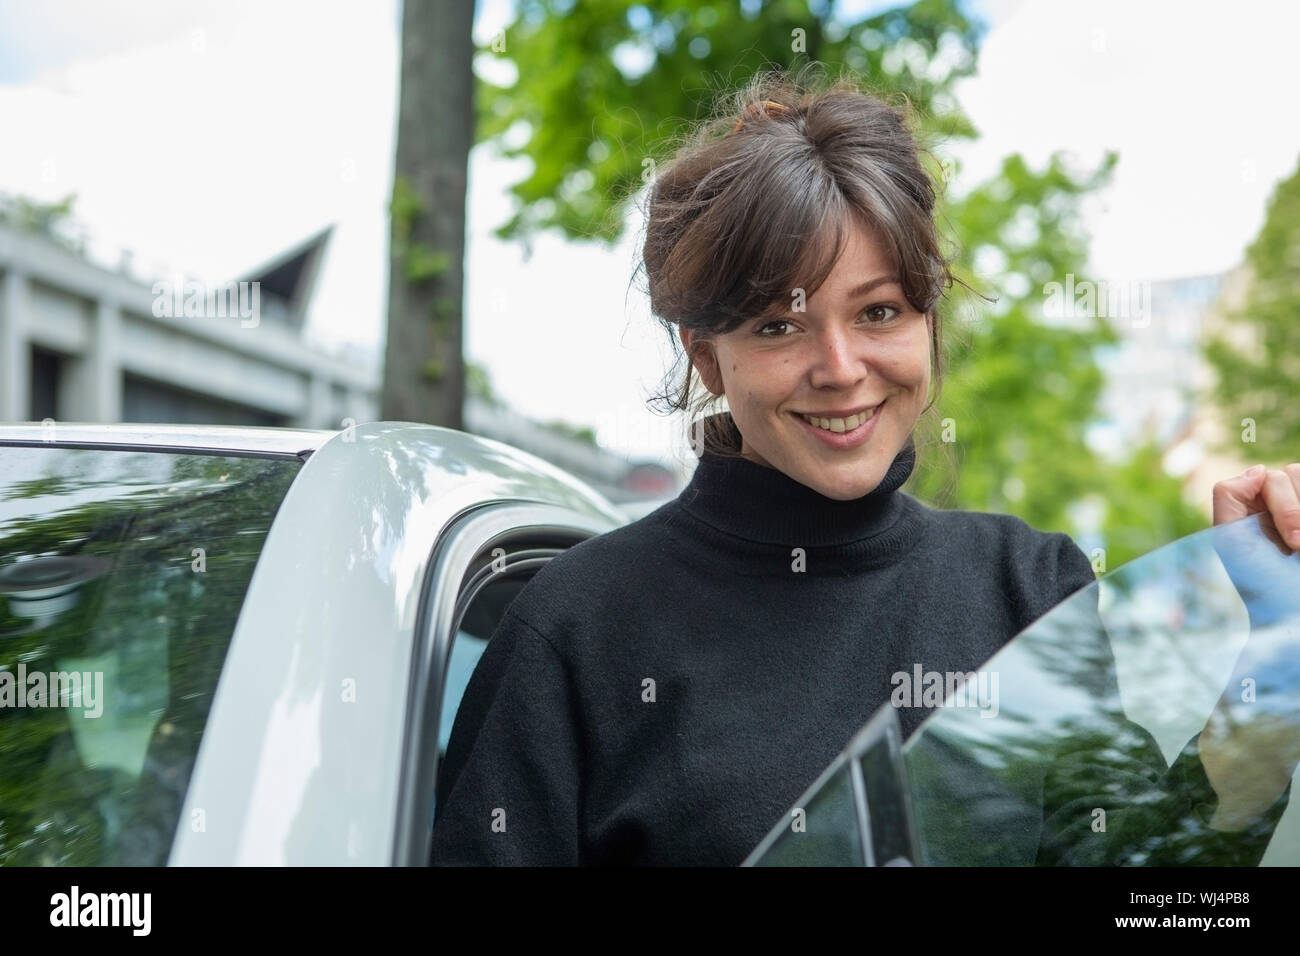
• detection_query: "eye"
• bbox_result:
[755,304,905,336]
[862,303,903,323]
[754,319,796,337]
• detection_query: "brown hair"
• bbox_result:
[635,63,981,470]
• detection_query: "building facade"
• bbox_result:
[0,221,373,429]
[0,218,680,505]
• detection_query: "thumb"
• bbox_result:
[1213,464,1268,525]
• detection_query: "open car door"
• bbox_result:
[744,513,1300,866]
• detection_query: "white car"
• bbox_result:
[0,421,626,865]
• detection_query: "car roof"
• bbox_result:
[0,422,334,458]
[0,420,627,524]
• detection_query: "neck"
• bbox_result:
[678,430,918,549]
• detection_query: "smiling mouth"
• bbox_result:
[794,403,882,433]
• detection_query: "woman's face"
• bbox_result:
[681,219,933,501]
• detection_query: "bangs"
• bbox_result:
[702,176,905,333]
[642,69,947,346]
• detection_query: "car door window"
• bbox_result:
[431,564,548,818]
[438,630,488,755]
[394,499,619,866]
[747,513,1300,866]
[0,446,300,866]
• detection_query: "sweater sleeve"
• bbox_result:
[429,606,584,866]
[1032,537,1292,866]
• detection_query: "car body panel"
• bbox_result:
[156,421,624,864]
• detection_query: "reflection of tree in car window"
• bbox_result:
[0,449,299,865]
[904,519,1296,867]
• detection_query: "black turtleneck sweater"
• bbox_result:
[429,436,1290,866]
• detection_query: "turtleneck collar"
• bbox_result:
[677,423,919,550]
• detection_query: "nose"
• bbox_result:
[808,321,867,390]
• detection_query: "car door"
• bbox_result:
[745,512,1300,866]
[390,502,618,866]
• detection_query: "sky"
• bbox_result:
[1,0,1297,463]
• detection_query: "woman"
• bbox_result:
[430,69,1300,866]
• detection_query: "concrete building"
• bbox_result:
[1162,263,1261,512]
[1090,273,1223,459]
[0,218,374,429]
[0,213,680,505]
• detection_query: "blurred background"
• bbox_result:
[1,0,1297,567]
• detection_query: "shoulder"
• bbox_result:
[494,502,680,648]
[536,501,677,587]
[916,498,1088,566]
[913,498,1096,622]
[920,500,1077,553]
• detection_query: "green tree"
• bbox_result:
[1205,155,1300,465]
[478,0,980,246]
[465,359,504,407]
[1093,440,1207,571]
[909,151,1120,532]
[0,193,80,253]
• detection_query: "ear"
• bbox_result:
[923,312,938,401]
[679,326,724,396]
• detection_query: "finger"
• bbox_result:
[1212,465,1268,525]
[1277,464,1300,548]
[1259,467,1300,552]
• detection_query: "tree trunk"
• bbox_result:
[382,0,474,428]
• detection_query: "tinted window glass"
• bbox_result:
[0,446,300,865]
[748,514,1300,866]
[751,763,862,866]
[905,514,1300,866]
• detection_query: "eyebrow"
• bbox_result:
[847,275,902,298]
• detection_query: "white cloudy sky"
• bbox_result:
[1,0,1297,460]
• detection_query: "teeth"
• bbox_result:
[801,407,876,432]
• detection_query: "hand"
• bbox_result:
[1212,463,1300,555]
[1202,464,1300,826]
[1210,464,1300,628]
